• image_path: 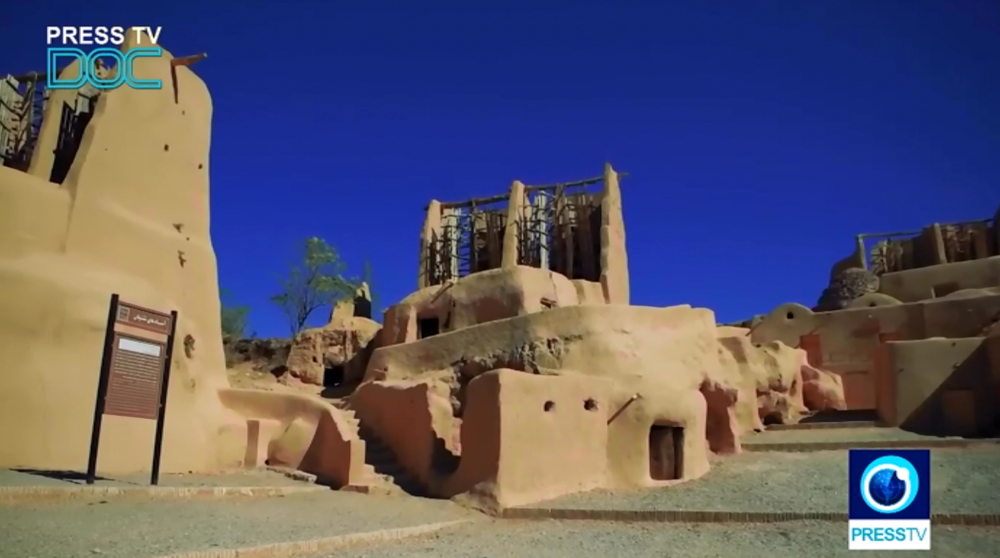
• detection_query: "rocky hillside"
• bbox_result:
[223,336,294,391]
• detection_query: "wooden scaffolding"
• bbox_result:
[860,215,998,275]
[423,172,622,287]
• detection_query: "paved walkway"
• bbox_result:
[742,426,1000,451]
[311,519,1000,558]
[0,489,478,558]
[0,467,333,504]
[0,467,308,488]
[519,447,1000,516]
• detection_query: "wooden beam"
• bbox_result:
[429,171,629,211]
[525,172,628,192]
[858,219,994,241]
[438,192,510,210]
[171,53,208,68]
[9,71,46,83]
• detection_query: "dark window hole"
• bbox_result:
[418,317,440,339]
[324,365,345,388]
[762,412,784,426]
[786,312,795,320]
[584,398,599,411]
[544,401,555,412]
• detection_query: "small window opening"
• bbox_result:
[544,401,555,412]
[786,312,795,320]
[584,398,599,411]
[418,317,440,339]
[762,412,783,426]
[323,365,345,388]
[541,297,557,310]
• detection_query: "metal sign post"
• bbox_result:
[85,293,178,485]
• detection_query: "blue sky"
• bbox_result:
[4,1,998,338]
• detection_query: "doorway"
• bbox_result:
[648,424,684,481]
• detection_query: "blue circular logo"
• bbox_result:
[860,455,920,514]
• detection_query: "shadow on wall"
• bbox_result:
[894,340,1000,438]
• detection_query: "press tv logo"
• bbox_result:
[45,26,164,90]
[848,449,931,550]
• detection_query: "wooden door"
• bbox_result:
[649,426,684,481]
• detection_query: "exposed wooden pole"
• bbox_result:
[429,172,628,211]
[171,53,208,68]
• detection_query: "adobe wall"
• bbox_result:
[600,163,629,305]
[877,257,1000,302]
[364,304,718,490]
[753,294,1000,366]
[217,388,368,487]
[349,380,460,490]
[877,338,999,437]
[989,333,1000,405]
[443,369,609,509]
[0,35,242,473]
[381,265,586,346]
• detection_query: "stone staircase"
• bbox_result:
[358,424,429,496]
[337,407,428,497]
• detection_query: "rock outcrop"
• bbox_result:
[814,267,880,312]
[284,317,382,387]
[224,337,291,373]
[715,327,808,429]
[800,363,847,411]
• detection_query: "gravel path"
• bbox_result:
[527,448,1000,514]
[318,519,1000,558]
[743,427,991,445]
[0,467,308,487]
[0,491,477,558]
